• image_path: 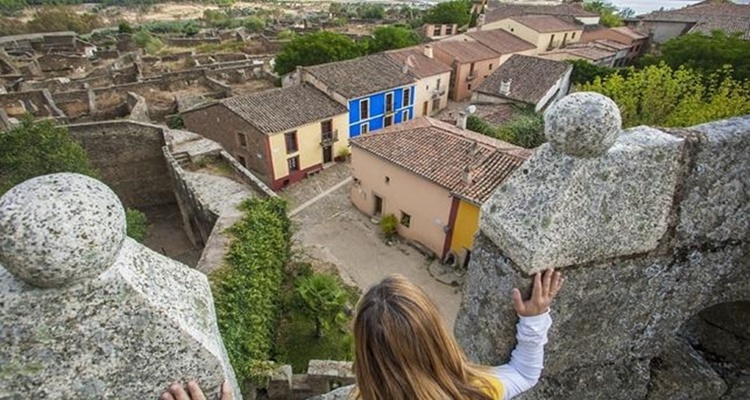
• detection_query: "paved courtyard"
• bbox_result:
[280,163,463,330]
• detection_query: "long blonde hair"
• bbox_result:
[352,274,499,400]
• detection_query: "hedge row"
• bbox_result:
[210,197,291,381]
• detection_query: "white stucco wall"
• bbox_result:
[414,71,452,117]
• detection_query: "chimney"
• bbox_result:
[462,165,473,185]
[499,78,512,95]
[457,111,468,130]
[423,45,434,59]
[477,13,486,27]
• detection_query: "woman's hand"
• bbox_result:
[161,380,232,400]
[511,268,564,317]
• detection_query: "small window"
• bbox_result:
[360,99,369,119]
[403,88,411,107]
[237,132,247,148]
[446,25,453,35]
[284,131,298,154]
[384,115,393,127]
[468,84,472,90]
[400,212,411,228]
[402,110,409,122]
[433,27,441,36]
[361,123,369,134]
[489,63,493,70]
[386,92,394,113]
[510,27,514,32]
[237,155,246,167]
[572,32,576,39]
[385,176,390,184]
[287,156,299,172]
[437,78,441,89]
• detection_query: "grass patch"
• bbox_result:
[273,262,359,373]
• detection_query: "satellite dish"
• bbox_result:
[466,105,477,114]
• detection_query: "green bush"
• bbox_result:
[125,208,149,242]
[296,272,349,338]
[380,214,398,239]
[210,197,291,381]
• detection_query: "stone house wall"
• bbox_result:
[67,121,176,208]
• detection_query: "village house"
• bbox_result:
[432,40,500,101]
[299,54,417,138]
[422,23,459,40]
[181,84,348,190]
[566,40,629,66]
[349,117,529,265]
[385,45,452,117]
[443,29,538,63]
[494,15,583,52]
[472,54,572,112]
[582,25,649,64]
[631,0,750,44]
[541,45,618,67]
[477,3,600,31]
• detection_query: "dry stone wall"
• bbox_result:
[455,93,749,399]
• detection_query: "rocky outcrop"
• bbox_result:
[455,93,749,399]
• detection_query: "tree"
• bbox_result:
[118,21,133,34]
[583,0,623,27]
[357,4,385,20]
[26,7,102,34]
[132,29,164,54]
[296,273,349,338]
[273,31,364,76]
[0,0,27,17]
[580,63,750,127]
[423,0,471,27]
[0,117,149,240]
[655,31,750,82]
[567,59,632,85]
[364,25,421,54]
[243,16,265,33]
[466,107,546,148]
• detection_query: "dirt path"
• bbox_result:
[284,165,462,330]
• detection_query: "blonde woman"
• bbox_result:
[163,268,562,400]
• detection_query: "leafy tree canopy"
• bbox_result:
[273,31,364,76]
[580,63,750,127]
[466,106,546,149]
[645,31,750,83]
[567,59,633,85]
[423,0,471,27]
[583,0,623,27]
[364,25,421,54]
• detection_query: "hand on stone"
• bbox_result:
[511,268,563,317]
[161,380,232,400]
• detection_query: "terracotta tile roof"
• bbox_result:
[475,54,571,106]
[433,40,500,63]
[219,83,347,135]
[466,30,536,54]
[510,15,582,33]
[385,46,452,78]
[593,39,631,50]
[688,16,750,39]
[611,26,648,40]
[638,0,750,20]
[484,3,598,24]
[474,103,520,126]
[302,53,417,99]
[350,117,529,205]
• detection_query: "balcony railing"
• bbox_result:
[320,130,339,146]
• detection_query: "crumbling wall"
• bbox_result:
[0,89,65,119]
[67,121,175,208]
[455,93,749,399]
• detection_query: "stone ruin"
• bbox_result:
[456,93,749,399]
[0,173,241,399]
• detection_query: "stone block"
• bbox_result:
[676,116,750,247]
[267,364,293,400]
[481,126,683,274]
[307,360,356,396]
[0,173,241,399]
[306,385,354,400]
[455,234,748,376]
[647,339,727,400]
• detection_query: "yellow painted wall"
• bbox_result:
[451,199,480,253]
[268,112,349,179]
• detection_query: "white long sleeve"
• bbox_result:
[490,312,552,400]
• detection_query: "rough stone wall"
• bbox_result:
[0,89,65,119]
[67,121,176,208]
[455,93,749,399]
[0,173,242,399]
